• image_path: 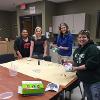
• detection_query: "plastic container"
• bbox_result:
[0,92,13,99]
[9,63,17,76]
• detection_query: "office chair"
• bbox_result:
[0,54,15,64]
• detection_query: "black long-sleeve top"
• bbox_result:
[14,36,31,57]
[73,41,100,84]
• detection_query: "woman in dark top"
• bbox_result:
[14,29,32,59]
[30,27,48,59]
[72,30,100,100]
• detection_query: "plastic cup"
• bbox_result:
[52,47,58,53]
[0,92,13,99]
[26,57,31,61]
[26,57,32,64]
[9,63,17,76]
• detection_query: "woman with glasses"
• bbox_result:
[56,23,73,64]
[72,30,100,100]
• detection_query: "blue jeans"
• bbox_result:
[83,82,100,100]
[90,82,100,100]
[83,83,93,100]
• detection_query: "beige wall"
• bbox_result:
[16,1,45,35]
[45,1,56,32]
[0,11,17,39]
[16,0,100,42]
[0,40,16,56]
[16,0,56,35]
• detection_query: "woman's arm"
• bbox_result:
[72,64,86,71]
[16,51,22,59]
[30,41,34,58]
[43,40,48,57]
[58,46,69,50]
[14,38,22,59]
[58,35,73,50]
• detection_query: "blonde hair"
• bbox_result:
[35,27,42,33]
[33,27,42,40]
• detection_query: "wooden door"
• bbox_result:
[20,16,32,36]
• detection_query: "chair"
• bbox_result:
[32,54,51,62]
[59,80,85,100]
[43,56,51,61]
[0,54,15,64]
[66,80,85,100]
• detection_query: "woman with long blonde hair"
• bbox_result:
[30,27,50,60]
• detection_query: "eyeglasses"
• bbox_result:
[22,31,28,33]
[80,30,90,33]
[60,26,66,29]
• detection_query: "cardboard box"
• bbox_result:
[21,81,44,95]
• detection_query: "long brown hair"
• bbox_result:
[59,23,69,36]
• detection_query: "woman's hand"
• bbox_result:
[17,51,22,59]
[43,53,47,57]
[58,46,69,50]
[50,43,57,49]
[72,67,77,72]
[17,54,22,59]
[72,65,86,71]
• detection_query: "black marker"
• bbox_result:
[38,59,40,65]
